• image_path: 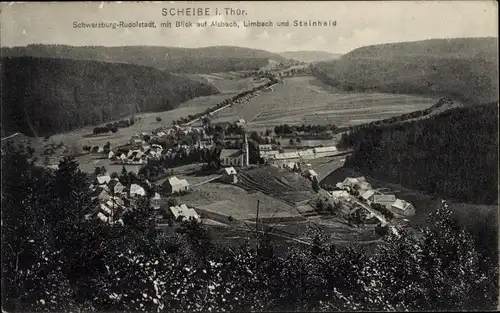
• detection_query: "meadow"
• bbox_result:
[208,76,438,132]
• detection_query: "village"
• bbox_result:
[27,66,418,243]
[74,110,414,241]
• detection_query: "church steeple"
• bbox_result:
[243,132,249,166]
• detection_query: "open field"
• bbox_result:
[304,155,348,181]
[173,182,302,221]
[237,167,316,203]
[198,72,270,93]
[207,76,438,132]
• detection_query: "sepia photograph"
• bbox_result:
[1,1,498,312]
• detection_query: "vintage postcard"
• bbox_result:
[1,1,498,312]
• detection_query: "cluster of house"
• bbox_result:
[333,176,415,217]
[258,144,339,166]
[86,173,161,224]
[109,142,164,165]
[152,125,206,139]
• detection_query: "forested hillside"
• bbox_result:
[1,143,497,312]
[1,45,287,73]
[1,57,218,136]
[339,103,498,205]
[310,37,498,104]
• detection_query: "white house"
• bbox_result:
[151,192,161,210]
[361,189,376,202]
[129,184,146,197]
[222,167,238,184]
[169,204,200,222]
[330,190,351,202]
[390,199,415,216]
[108,151,115,159]
[163,176,189,194]
[91,186,110,202]
[372,194,397,209]
[108,178,124,195]
[96,212,109,223]
[313,146,338,157]
[304,169,318,181]
[95,175,111,185]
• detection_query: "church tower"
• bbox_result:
[243,132,249,167]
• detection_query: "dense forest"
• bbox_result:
[1,45,289,73]
[310,37,498,104]
[339,103,498,205]
[1,142,497,312]
[1,57,218,136]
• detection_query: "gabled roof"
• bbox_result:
[100,203,112,215]
[307,169,318,176]
[169,204,200,221]
[361,189,376,200]
[331,190,350,198]
[108,179,123,190]
[313,146,338,153]
[130,184,146,196]
[224,167,237,175]
[96,175,111,185]
[166,176,189,187]
[298,149,315,156]
[91,186,109,198]
[220,149,244,158]
[97,212,108,222]
[373,194,396,203]
[391,199,412,211]
[343,177,359,185]
[273,152,300,160]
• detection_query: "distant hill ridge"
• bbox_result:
[310,37,498,104]
[343,37,498,61]
[1,44,288,73]
[278,51,342,62]
[1,56,219,136]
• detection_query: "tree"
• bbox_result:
[289,138,295,145]
[94,166,106,176]
[156,116,162,122]
[312,179,320,193]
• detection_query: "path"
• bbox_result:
[192,175,222,187]
[1,132,20,141]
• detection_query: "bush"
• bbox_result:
[156,117,162,122]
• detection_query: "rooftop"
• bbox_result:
[373,194,397,203]
[224,167,238,175]
[220,149,244,158]
[167,176,189,187]
[313,146,338,153]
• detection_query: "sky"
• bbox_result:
[1,1,498,53]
